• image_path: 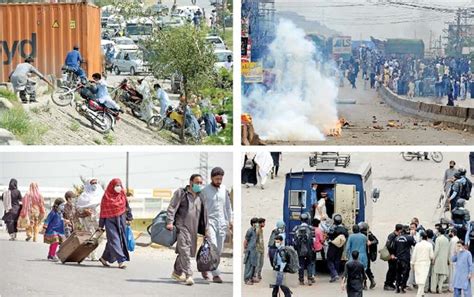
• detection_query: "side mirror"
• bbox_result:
[372,188,380,202]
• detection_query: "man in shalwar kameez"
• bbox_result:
[452,240,473,297]
[167,174,209,286]
[201,167,233,283]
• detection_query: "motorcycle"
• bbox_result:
[51,81,120,134]
[401,152,443,163]
[113,78,144,118]
[147,105,206,143]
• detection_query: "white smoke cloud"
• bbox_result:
[243,19,339,141]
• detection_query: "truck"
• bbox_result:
[385,38,425,59]
[125,18,154,43]
[283,152,380,246]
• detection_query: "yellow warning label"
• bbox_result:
[70,20,76,29]
[52,20,59,28]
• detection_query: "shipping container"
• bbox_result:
[0,2,102,82]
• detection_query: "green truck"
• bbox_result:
[385,38,425,58]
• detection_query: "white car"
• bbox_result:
[112,37,139,52]
[206,35,226,50]
[214,49,233,70]
[112,51,149,76]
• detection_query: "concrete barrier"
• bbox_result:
[378,86,474,132]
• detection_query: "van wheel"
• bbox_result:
[114,66,121,75]
[130,67,136,76]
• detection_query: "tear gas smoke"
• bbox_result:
[243,19,339,141]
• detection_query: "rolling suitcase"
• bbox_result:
[57,230,103,264]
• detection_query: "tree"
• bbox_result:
[145,25,216,142]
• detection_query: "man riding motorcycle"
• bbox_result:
[80,73,121,112]
[64,45,86,82]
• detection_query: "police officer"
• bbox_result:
[452,199,470,241]
[449,168,468,211]
[327,214,349,283]
[292,213,315,286]
[359,222,378,289]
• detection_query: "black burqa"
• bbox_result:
[241,154,257,185]
[1,179,22,234]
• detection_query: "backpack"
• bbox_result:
[293,225,312,257]
[244,157,254,169]
[197,238,220,272]
[459,178,472,200]
[147,210,177,247]
[279,246,299,274]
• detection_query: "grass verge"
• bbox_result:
[0,107,48,144]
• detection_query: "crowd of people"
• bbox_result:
[1,167,233,286]
[337,46,474,106]
[241,152,282,189]
[242,159,474,297]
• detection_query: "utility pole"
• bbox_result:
[199,152,209,184]
[456,8,462,57]
[126,152,130,192]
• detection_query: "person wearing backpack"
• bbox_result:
[272,235,293,297]
[327,214,349,283]
[268,220,286,266]
[449,168,471,211]
[452,199,471,242]
[293,221,315,286]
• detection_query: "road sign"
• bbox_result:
[332,36,352,55]
[242,62,263,83]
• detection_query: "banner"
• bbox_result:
[242,62,263,83]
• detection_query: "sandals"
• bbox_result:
[118,262,127,269]
[99,257,110,267]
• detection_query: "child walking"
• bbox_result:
[42,198,67,261]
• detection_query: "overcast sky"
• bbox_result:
[276,0,472,44]
[0,152,232,190]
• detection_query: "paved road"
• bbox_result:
[0,230,232,297]
[241,152,472,296]
[266,82,474,145]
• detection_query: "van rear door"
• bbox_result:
[334,184,356,227]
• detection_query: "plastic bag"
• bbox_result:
[126,225,135,252]
[197,238,220,272]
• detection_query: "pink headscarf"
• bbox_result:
[20,182,45,218]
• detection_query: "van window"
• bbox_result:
[289,190,306,208]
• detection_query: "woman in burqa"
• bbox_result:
[1,179,22,241]
[98,178,133,269]
[76,178,104,261]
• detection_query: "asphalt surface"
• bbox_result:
[241,152,473,296]
[265,81,474,145]
[0,230,233,297]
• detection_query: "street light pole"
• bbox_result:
[80,163,104,178]
[126,152,130,192]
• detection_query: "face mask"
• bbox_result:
[192,184,203,193]
[255,223,259,228]
[114,186,122,193]
[58,204,65,212]
[275,242,282,248]
[91,184,97,191]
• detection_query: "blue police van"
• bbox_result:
[283,153,380,245]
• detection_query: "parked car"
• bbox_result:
[112,37,139,52]
[214,49,233,70]
[206,35,226,50]
[112,51,149,76]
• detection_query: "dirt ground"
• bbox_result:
[22,75,180,145]
[241,152,473,296]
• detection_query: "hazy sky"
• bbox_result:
[0,152,233,190]
[276,0,472,44]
